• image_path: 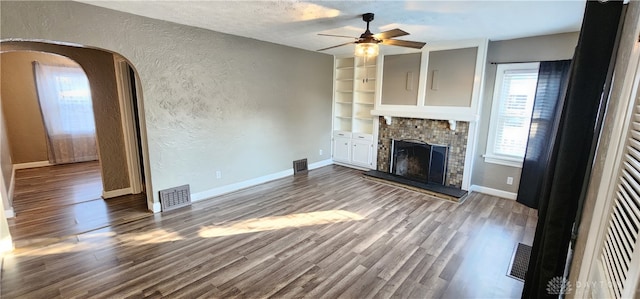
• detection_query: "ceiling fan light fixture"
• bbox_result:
[355,43,379,57]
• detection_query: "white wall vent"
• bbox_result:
[159,184,191,212]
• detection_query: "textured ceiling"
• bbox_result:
[79,0,586,56]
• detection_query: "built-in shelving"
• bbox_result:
[332,56,378,169]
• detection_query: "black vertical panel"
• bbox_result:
[522,2,624,298]
[516,60,571,209]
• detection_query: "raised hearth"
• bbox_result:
[363,170,468,203]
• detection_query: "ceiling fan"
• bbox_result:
[317,13,426,56]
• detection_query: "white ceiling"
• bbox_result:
[79,0,586,56]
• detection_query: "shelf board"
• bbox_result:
[335,116,352,119]
[355,90,375,93]
[354,102,374,106]
[356,65,377,68]
[336,78,354,81]
[336,90,353,93]
[336,66,355,70]
[335,101,353,104]
[354,116,373,120]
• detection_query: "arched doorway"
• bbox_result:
[0,40,152,240]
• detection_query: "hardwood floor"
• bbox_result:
[8,161,150,246]
[1,165,536,298]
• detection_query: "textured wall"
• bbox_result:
[1,51,79,164]
[377,117,469,188]
[471,32,579,193]
[0,1,333,206]
[2,42,131,192]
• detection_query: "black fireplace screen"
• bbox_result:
[390,139,449,185]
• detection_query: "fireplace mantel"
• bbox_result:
[371,108,480,122]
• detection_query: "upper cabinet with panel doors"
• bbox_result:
[373,39,488,122]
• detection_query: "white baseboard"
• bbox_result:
[191,168,294,202]
[102,187,133,199]
[4,208,14,219]
[13,161,51,170]
[469,184,517,200]
[190,159,334,204]
[151,201,162,213]
[332,161,371,171]
[8,168,15,204]
[309,159,333,170]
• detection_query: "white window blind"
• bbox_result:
[485,63,539,168]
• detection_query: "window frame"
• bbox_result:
[484,62,540,168]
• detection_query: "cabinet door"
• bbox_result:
[333,137,351,163]
[351,139,373,168]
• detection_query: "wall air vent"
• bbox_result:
[159,184,191,212]
[293,158,308,175]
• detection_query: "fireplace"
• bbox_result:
[391,139,448,185]
[362,117,468,202]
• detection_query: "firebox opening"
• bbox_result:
[391,139,448,186]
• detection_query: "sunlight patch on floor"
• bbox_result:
[11,229,183,257]
[198,210,364,238]
[117,229,183,245]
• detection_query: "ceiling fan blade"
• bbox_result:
[381,39,426,49]
[317,42,356,52]
[318,33,358,39]
[374,28,409,40]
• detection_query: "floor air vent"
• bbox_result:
[508,243,532,281]
[159,184,191,212]
[293,158,308,174]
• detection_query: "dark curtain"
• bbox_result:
[517,60,572,209]
[522,2,624,298]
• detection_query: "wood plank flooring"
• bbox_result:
[1,165,536,298]
[8,161,150,246]
[12,161,103,212]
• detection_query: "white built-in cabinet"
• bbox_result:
[332,57,378,169]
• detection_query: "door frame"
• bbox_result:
[113,56,143,194]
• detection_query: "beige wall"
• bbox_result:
[1,51,78,164]
[1,1,333,207]
[381,53,421,105]
[471,32,579,193]
[1,43,131,192]
[425,47,477,107]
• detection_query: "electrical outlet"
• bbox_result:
[216,171,222,179]
[507,177,514,185]
[319,149,323,156]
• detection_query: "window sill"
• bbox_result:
[482,154,523,168]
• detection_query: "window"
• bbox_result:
[34,63,95,136]
[484,62,540,168]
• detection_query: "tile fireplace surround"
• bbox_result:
[376,116,469,188]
